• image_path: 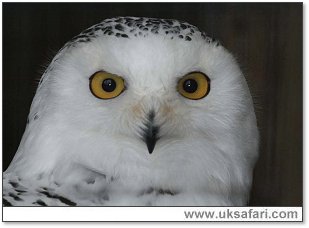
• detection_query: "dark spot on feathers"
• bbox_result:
[86,178,95,184]
[185,36,192,41]
[164,19,173,25]
[157,189,176,196]
[145,188,155,194]
[34,199,47,206]
[104,26,112,30]
[139,187,154,196]
[39,190,76,206]
[139,187,177,197]
[9,193,23,201]
[57,196,76,206]
[114,24,124,31]
[104,30,111,35]
[15,189,27,194]
[114,18,123,23]
[3,198,12,206]
[41,187,52,191]
[9,181,19,188]
[180,24,187,29]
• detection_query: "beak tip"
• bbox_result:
[146,139,156,154]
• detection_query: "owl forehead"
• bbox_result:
[67,17,218,46]
[91,37,203,87]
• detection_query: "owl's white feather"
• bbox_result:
[4,17,258,206]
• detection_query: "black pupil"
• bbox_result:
[183,79,198,93]
[102,78,116,92]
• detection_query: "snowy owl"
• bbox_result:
[3,17,259,206]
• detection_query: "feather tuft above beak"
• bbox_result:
[141,110,159,154]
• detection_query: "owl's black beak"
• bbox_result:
[141,111,159,154]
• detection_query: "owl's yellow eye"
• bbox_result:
[177,72,210,100]
[89,71,125,99]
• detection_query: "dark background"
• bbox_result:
[2,3,302,206]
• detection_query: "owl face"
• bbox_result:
[10,18,258,199]
[52,37,237,138]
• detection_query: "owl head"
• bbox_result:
[7,17,258,205]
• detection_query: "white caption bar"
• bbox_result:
[3,206,302,222]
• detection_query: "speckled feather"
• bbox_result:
[69,17,218,44]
